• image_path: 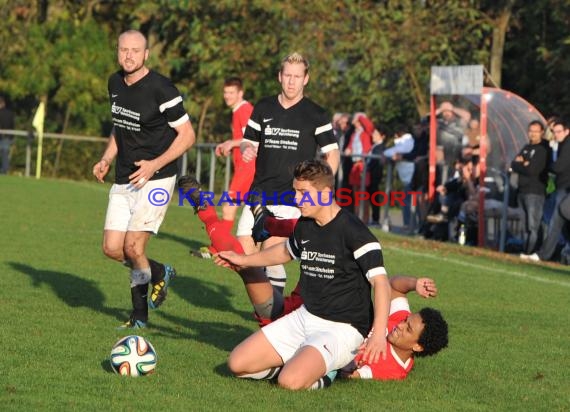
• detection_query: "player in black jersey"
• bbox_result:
[219,159,391,390]
[236,52,340,296]
[92,30,196,329]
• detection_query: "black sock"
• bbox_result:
[148,259,165,284]
[131,283,149,322]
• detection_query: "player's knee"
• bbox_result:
[277,372,306,391]
[102,243,123,261]
[123,242,145,261]
[227,351,246,375]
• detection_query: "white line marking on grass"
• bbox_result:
[389,247,570,288]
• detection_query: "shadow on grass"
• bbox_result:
[539,263,570,276]
[171,272,252,322]
[157,231,207,251]
[10,262,254,353]
[151,313,253,352]
[100,359,114,374]
[213,362,231,377]
[9,262,126,321]
[143,265,258,351]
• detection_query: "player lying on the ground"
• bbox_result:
[342,275,448,380]
[179,166,448,386]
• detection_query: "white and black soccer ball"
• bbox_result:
[110,335,157,377]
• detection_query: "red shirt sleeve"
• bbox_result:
[232,101,253,140]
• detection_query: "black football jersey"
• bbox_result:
[287,209,387,337]
[108,70,190,184]
[243,95,338,204]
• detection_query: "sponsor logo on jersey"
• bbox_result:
[111,102,141,121]
[265,125,280,136]
[300,251,335,264]
[264,124,300,138]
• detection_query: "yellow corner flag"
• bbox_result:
[33,100,46,179]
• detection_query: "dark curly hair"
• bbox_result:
[415,307,449,358]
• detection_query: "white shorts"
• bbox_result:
[262,305,363,373]
[236,204,301,237]
[104,176,176,234]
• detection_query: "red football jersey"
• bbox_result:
[231,100,254,166]
[354,297,414,380]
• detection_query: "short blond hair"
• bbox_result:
[280,52,309,75]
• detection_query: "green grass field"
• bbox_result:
[1,175,569,411]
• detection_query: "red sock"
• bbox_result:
[197,207,219,227]
[221,219,234,233]
[207,222,244,254]
[265,217,298,238]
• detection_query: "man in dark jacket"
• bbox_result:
[527,119,570,262]
[512,121,549,257]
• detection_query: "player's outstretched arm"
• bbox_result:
[215,139,240,157]
[389,276,438,299]
[217,240,292,269]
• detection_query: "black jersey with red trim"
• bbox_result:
[108,69,190,184]
[287,209,387,337]
[243,95,338,204]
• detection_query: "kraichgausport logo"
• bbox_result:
[172,188,421,208]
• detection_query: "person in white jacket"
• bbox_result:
[384,127,416,228]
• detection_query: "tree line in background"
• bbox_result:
[0,0,568,179]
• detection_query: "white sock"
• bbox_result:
[265,265,286,294]
[238,367,281,380]
[309,370,337,390]
[130,268,151,287]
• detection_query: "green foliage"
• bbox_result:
[50,20,115,134]
[503,0,570,119]
[0,4,115,135]
[0,1,567,179]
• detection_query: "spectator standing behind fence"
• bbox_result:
[0,95,15,174]
[367,126,387,226]
[436,101,471,168]
[332,112,351,190]
[345,112,374,221]
[383,126,415,230]
[524,119,570,262]
[409,118,431,225]
[541,116,560,226]
[511,121,549,259]
[215,77,255,232]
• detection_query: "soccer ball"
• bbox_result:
[110,335,157,377]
